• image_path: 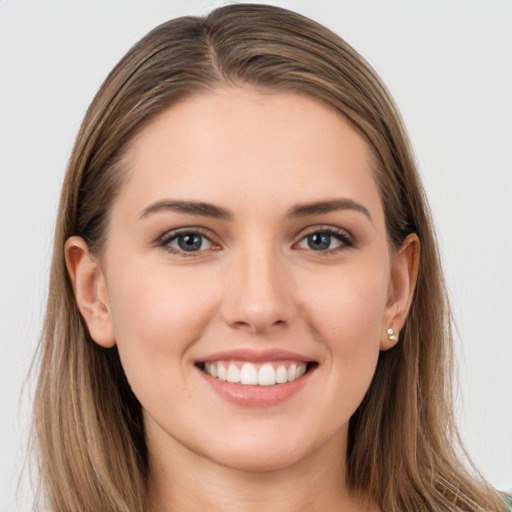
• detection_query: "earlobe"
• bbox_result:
[381,233,420,351]
[64,236,116,348]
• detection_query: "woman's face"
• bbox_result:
[70,88,414,474]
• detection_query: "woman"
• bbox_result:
[33,4,510,511]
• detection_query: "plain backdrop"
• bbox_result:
[1,0,511,509]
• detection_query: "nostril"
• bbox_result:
[232,320,252,329]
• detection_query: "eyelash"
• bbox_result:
[296,225,354,254]
[157,228,219,257]
[156,225,354,257]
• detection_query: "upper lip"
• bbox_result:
[197,348,314,363]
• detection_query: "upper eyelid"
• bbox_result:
[294,224,353,241]
[157,226,218,243]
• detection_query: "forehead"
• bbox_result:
[117,88,383,224]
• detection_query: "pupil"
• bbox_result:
[178,234,202,251]
[309,233,330,250]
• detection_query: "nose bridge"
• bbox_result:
[221,235,294,333]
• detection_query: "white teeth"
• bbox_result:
[202,361,311,386]
[287,363,297,381]
[227,363,241,383]
[258,364,276,386]
[276,365,288,384]
[217,364,227,381]
[240,362,258,385]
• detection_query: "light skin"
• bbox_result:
[66,88,419,512]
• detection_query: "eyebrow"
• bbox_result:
[138,200,232,220]
[138,197,372,223]
[287,198,372,222]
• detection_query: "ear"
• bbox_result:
[381,233,420,351]
[64,236,116,348]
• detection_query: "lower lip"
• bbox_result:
[197,366,314,407]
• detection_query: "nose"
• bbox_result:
[220,244,295,334]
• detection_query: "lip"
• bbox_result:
[195,348,317,407]
[198,348,312,364]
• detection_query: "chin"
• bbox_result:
[199,424,342,474]
[210,443,312,473]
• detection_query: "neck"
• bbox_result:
[145,426,377,512]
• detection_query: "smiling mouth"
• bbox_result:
[196,360,318,386]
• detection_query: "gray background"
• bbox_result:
[1,0,511,509]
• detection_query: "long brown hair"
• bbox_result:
[33,4,507,511]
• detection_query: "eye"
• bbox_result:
[296,227,353,252]
[158,230,216,256]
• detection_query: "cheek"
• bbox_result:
[298,256,389,374]
[298,261,389,425]
[105,261,219,392]
[110,259,215,334]
[304,261,388,333]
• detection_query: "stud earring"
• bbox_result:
[386,328,399,342]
